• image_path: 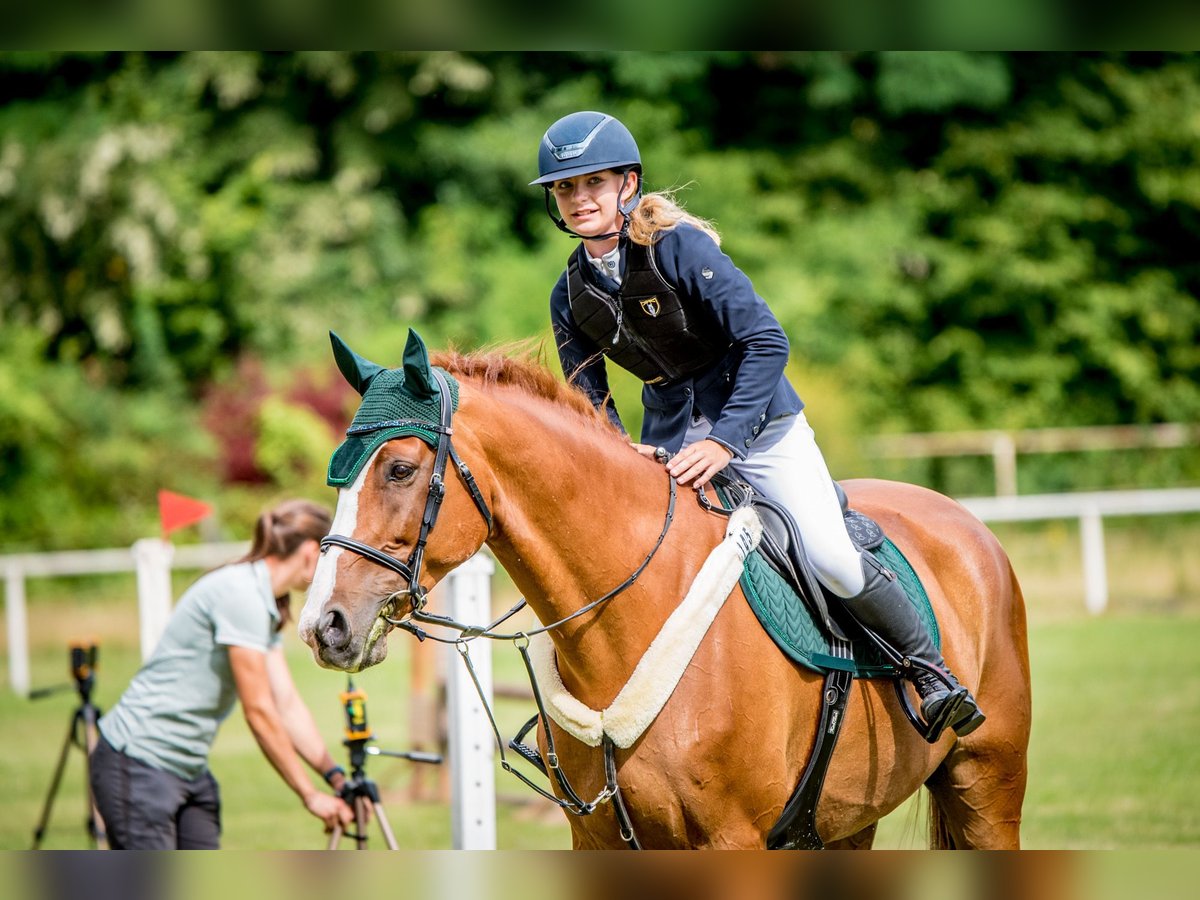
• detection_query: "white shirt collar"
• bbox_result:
[586,245,622,285]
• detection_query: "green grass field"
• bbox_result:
[2,518,1198,849]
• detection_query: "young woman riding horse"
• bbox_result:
[533,110,982,737]
[297,333,1031,848]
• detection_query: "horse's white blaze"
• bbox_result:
[297,447,380,643]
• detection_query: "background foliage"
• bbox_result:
[2,51,1198,549]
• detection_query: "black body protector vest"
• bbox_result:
[566,240,730,385]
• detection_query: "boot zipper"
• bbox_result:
[866,554,896,581]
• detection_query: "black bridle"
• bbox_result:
[319,369,493,621]
[317,367,683,848]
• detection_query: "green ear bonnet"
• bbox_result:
[326,329,459,488]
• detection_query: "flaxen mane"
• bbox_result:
[432,345,616,431]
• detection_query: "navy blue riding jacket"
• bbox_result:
[550,223,803,459]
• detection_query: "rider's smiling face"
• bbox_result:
[551,168,639,240]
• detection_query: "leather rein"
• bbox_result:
[317,370,680,847]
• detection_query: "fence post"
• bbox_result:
[445,553,497,850]
[992,432,1018,497]
[133,539,175,660]
[1080,507,1108,615]
[4,563,30,697]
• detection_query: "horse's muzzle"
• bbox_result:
[316,608,352,653]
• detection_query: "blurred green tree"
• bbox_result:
[2,51,1198,549]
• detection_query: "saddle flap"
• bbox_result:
[748,495,845,641]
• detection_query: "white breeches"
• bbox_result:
[684,411,866,598]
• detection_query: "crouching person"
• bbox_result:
[90,499,354,848]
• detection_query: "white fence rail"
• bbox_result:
[869,423,1199,497]
[1,537,495,849]
[959,488,1200,614]
[6,489,1200,687]
[3,539,246,697]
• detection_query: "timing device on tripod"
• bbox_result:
[326,677,443,850]
[30,642,107,849]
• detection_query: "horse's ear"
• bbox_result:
[402,328,436,400]
[329,331,384,396]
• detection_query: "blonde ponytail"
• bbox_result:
[626,189,721,248]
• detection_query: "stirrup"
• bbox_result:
[852,623,981,743]
[912,661,986,738]
[921,687,969,741]
[893,657,969,743]
[894,678,968,743]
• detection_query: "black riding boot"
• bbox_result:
[844,554,986,738]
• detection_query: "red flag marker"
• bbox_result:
[158,490,213,538]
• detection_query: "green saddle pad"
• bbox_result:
[740,536,940,678]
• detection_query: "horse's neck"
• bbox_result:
[479,391,720,709]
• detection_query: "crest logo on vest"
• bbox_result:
[639,296,661,317]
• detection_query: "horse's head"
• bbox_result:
[298,329,492,671]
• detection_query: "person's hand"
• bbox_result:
[305,790,354,831]
[666,439,734,488]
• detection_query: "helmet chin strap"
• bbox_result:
[544,170,641,242]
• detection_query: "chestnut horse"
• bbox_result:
[298,333,1031,849]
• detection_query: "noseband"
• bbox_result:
[319,369,493,619]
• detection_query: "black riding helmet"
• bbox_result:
[532,111,642,239]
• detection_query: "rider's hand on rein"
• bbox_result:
[666,439,734,489]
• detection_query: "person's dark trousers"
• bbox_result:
[89,734,221,849]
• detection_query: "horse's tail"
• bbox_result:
[927,789,956,849]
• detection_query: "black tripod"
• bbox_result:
[30,643,107,849]
[326,679,442,850]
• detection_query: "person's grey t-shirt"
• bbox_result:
[99,560,281,779]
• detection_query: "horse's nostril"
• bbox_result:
[318,608,351,651]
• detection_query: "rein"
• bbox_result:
[401,475,676,643]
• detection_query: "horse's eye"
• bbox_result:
[388,462,416,483]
